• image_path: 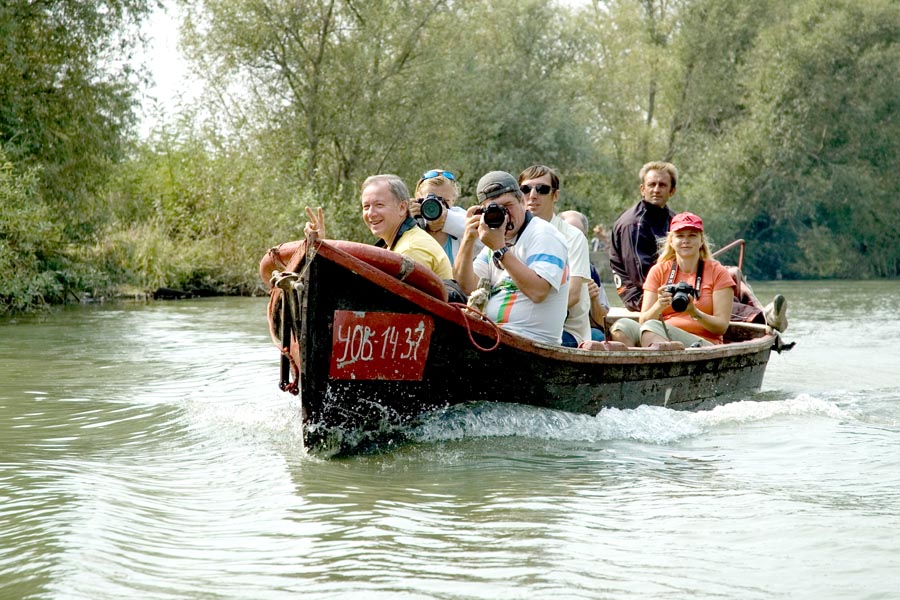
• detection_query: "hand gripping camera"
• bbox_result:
[664,281,698,312]
[417,193,446,221]
[473,202,509,229]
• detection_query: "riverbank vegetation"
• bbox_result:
[2,0,898,313]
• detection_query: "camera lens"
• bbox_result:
[671,292,690,312]
[482,202,507,229]
[419,194,444,221]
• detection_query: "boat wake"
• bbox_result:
[185,387,860,458]
[410,393,848,447]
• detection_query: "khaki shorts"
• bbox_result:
[609,318,712,347]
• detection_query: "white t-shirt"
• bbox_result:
[551,214,592,344]
[443,206,483,259]
[473,215,569,345]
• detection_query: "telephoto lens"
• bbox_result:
[419,193,445,221]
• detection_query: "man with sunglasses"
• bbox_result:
[518,165,592,348]
[454,171,569,345]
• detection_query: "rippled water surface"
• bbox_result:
[1,280,898,599]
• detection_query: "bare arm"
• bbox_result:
[587,279,609,327]
[496,252,553,303]
[638,285,667,324]
[478,212,554,303]
[567,276,586,309]
[686,288,734,335]
[453,207,482,294]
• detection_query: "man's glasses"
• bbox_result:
[520,184,553,195]
[420,169,456,181]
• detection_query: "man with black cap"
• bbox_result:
[453,171,570,345]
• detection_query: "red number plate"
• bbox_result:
[329,311,434,381]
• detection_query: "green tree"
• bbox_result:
[0,0,155,311]
[0,150,67,310]
[689,0,900,278]
[178,0,594,232]
[0,0,155,239]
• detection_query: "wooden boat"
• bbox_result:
[261,238,791,454]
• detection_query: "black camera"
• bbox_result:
[474,202,509,229]
[417,193,445,221]
[664,281,698,312]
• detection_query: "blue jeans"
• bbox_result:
[562,329,605,347]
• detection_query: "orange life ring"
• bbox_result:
[259,239,448,302]
[259,240,306,286]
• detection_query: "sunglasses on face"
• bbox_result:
[520,183,553,195]
[420,169,456,181]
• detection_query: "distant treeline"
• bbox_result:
[2,0,898,313]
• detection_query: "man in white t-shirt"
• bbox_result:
[454,171,569,345]
[518,165,592,347]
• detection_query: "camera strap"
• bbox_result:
[513,210,533,243]
[379,216,419,252]
[665,259,703,295]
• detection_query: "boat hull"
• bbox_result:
[266,240,776,453]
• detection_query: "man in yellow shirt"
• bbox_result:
[304,174,452,280]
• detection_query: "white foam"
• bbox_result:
[411,394,847,446]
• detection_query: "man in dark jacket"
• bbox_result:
[608,161,787,331]
[609,162,677,312]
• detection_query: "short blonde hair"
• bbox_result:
[639,162,678,190]
[657,229,711,264]
[415,174,459,203]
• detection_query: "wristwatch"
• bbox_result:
[492,246,509,268]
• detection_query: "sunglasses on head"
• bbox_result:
[520,183,554,195]
[420,169,456,181]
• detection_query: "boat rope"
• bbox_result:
[397,256,416,281]
[450,302,501,352]
[267,243,289,271]
[267,239,319,397]
[267,283,300,395]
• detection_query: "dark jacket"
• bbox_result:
[608,200,675,311]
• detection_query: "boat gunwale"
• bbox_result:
[308,239,777,366]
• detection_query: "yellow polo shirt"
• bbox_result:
[393,225,454,280]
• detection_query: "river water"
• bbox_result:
[1,280,898,600]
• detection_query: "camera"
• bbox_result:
[417,193,445,221]
[664,281,698,312]
[474,202,509,229]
